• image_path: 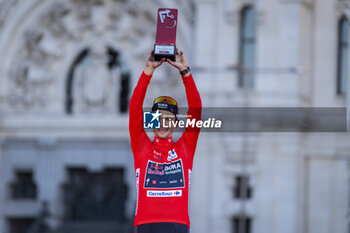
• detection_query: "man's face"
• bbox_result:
[153,110,176,139]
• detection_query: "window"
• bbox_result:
[62,167,128,221]
[337,16,349,95]
[8,218,35,233]
[233,175,252,199]
[10,171,37,199]
[232,215,252,233]
[238,5,256,88]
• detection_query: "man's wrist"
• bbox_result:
[180,66,191,76]
[144,67,154,76]
[178,65,186,71]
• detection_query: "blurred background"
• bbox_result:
[0,0,349,233]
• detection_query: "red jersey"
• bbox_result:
[129,71,202,227]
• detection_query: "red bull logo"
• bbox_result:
[148,163,165,175]
[151,163,164,170]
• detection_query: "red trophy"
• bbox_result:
[154,8,178,61]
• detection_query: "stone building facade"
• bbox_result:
[0,0,349,233]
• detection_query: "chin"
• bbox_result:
[157,132,169,138]
[155,129,171,138]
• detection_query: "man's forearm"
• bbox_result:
[144,66,155,76]
[182,73,201,108]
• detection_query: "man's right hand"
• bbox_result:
[144,51,165,76]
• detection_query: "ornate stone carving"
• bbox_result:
[112,3,156,58]
[124,0,140,16]
[6,0,187,112]
[108,1,123,21]
[7,27,57,109]
[72,0,93,20]
[41,1,71,37]
[177,0,196,25]
[73,44,117,114]
[22,30,47,64]
[8,62,51,108]
[0,0,21,32]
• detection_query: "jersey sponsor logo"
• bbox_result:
[147,190,182,197]
[157,103,169,109]
[167,148,178,161]
[135,168,140,215]
[153,150,162,160]
[144,159,185,189]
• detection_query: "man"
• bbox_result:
[129,49,201,233]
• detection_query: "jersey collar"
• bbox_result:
[153,136,174,146]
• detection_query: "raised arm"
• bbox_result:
[167,50,202,156]
[129,53,165,155]
[179,72,202,155]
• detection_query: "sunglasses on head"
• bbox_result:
[153,96,178,106]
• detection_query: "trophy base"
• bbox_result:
[154,44,176,61]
